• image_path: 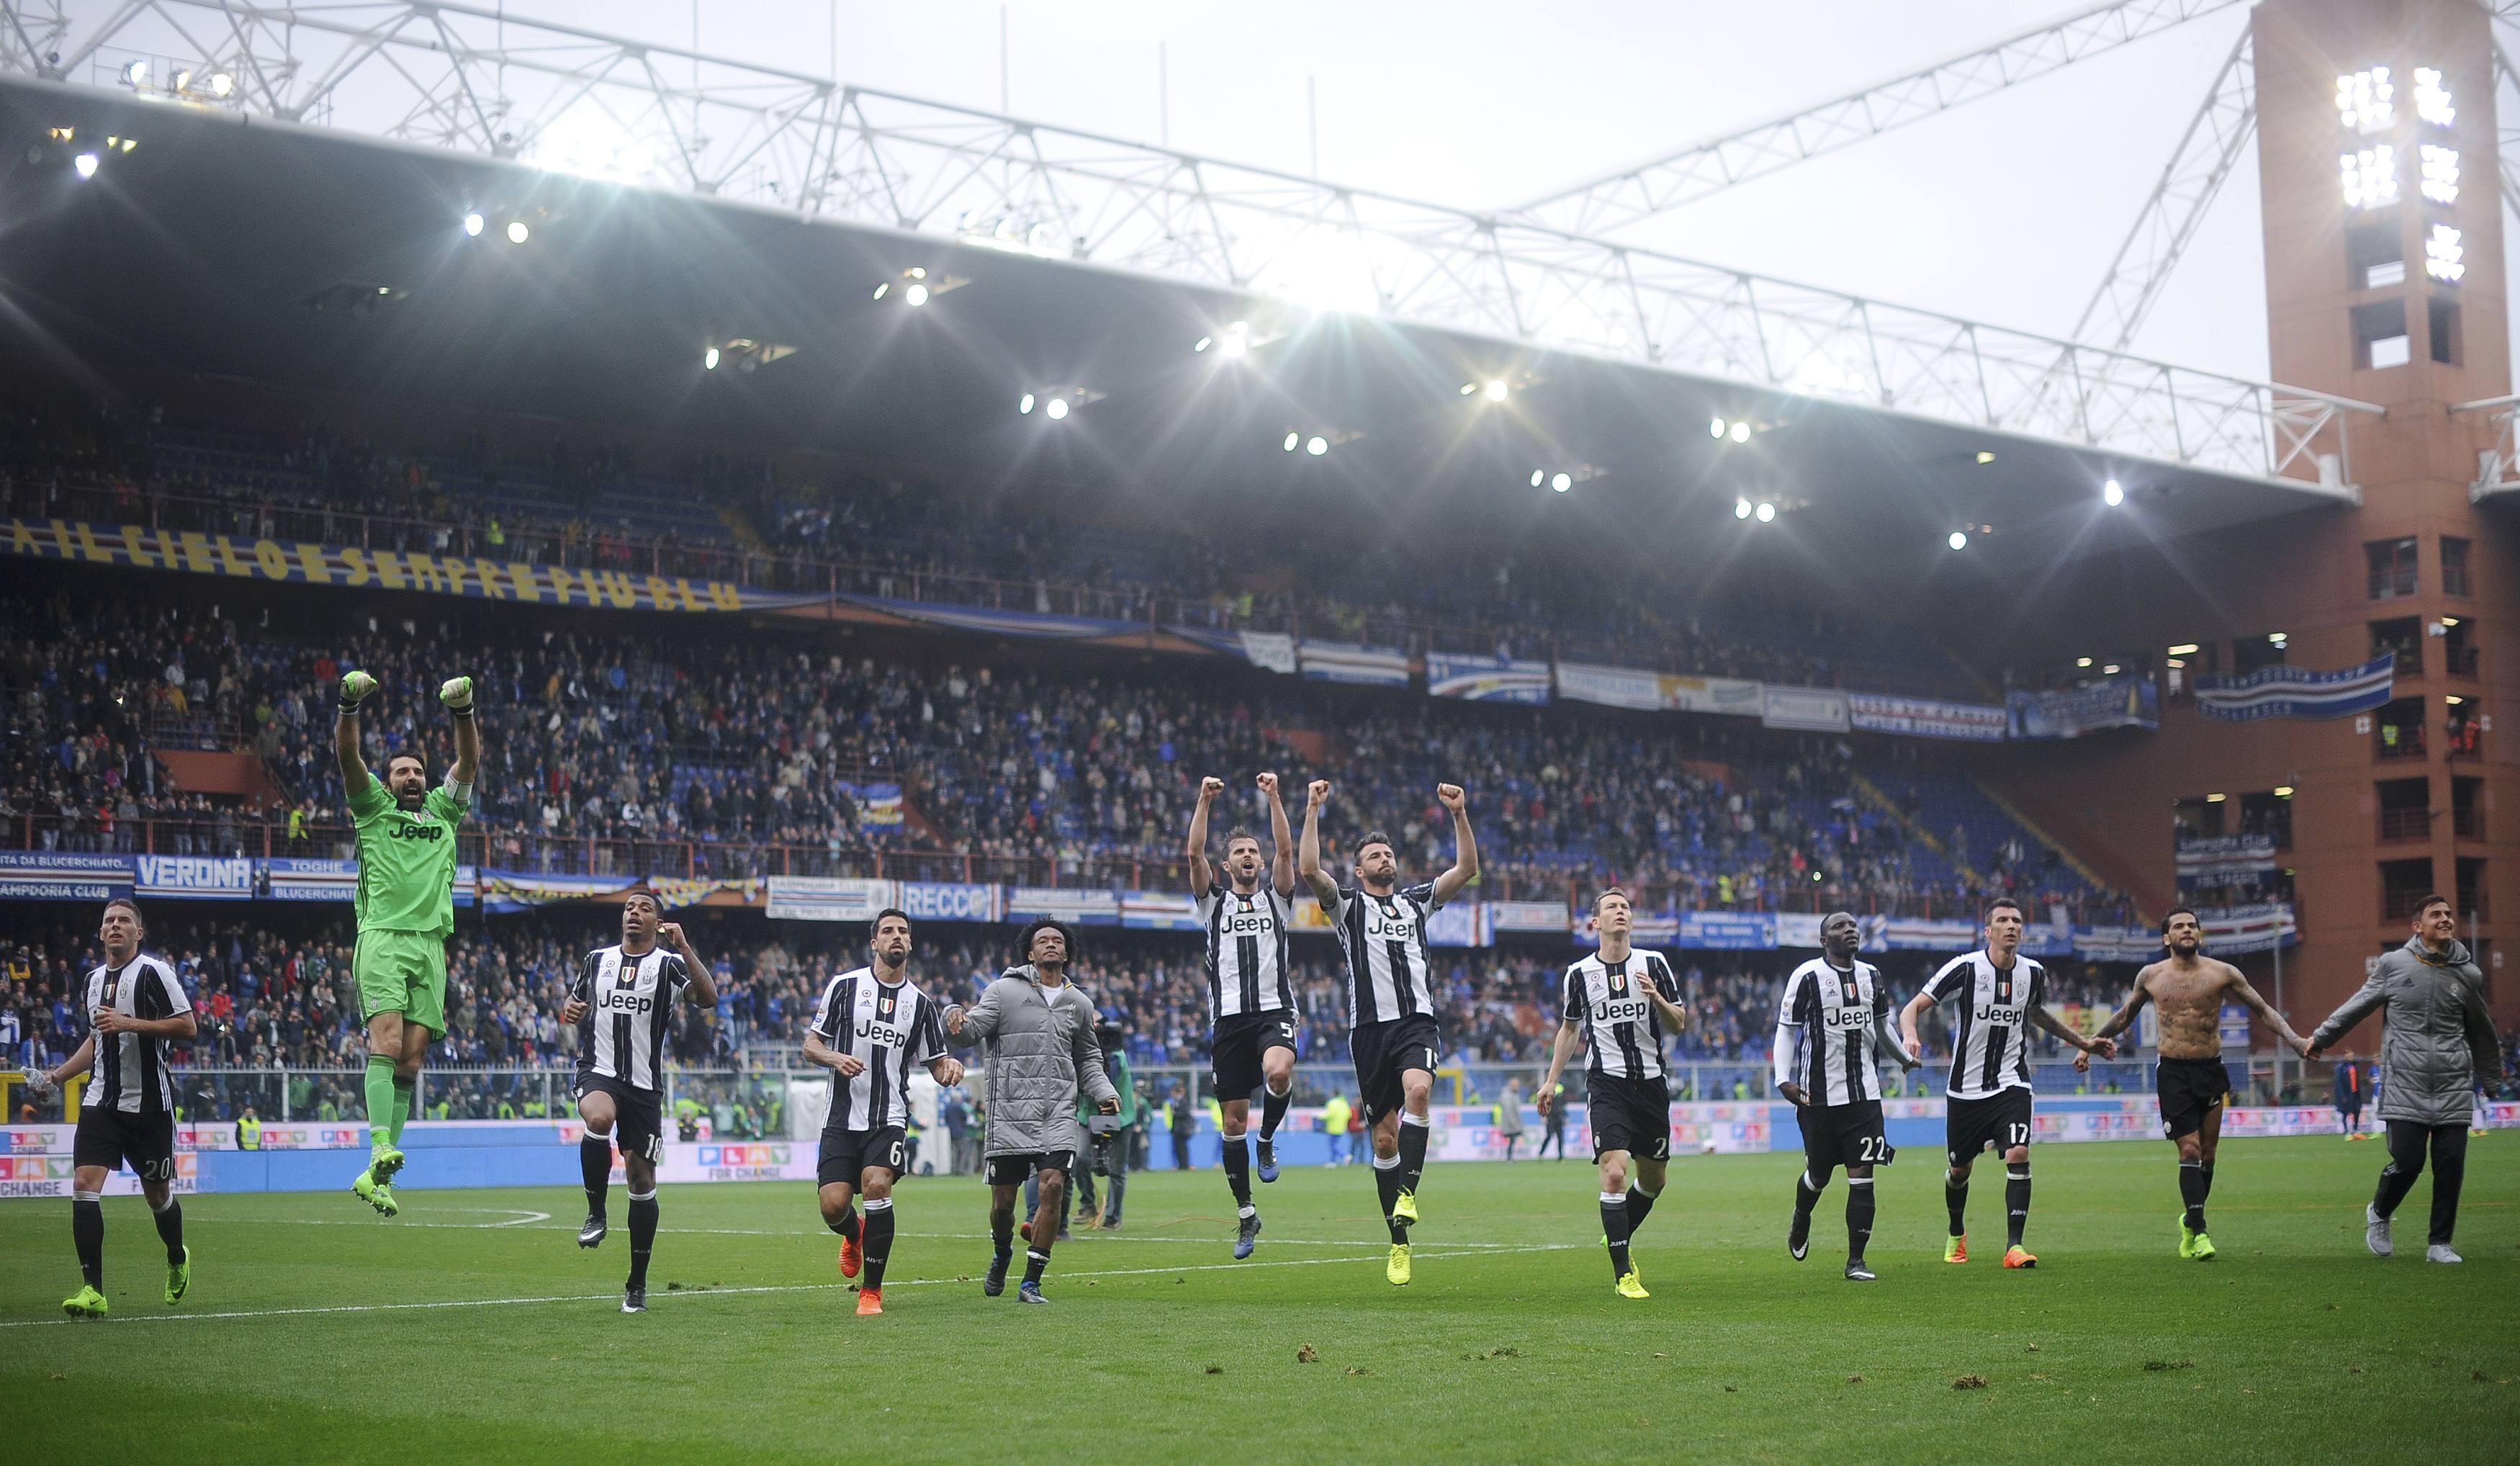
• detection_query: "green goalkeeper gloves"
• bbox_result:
[438,676,475,716]
[336,670,377,715]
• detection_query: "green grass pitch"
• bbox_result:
[5,1135,2516,1464]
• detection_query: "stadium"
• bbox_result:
[0,0,2514,1460]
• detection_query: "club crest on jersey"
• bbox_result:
[1609,969,1628,994]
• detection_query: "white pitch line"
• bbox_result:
[220,1215,1539,1248]
[0,1243,1581,1330]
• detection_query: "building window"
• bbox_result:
[2441,536,2470,597]
[2370,616,2422,675]
[2367,538,2418,600]
[2380,858,2436,922]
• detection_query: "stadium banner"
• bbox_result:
[1759,685,1851,733]
[1425,652,1551,704]
[1881,915,1979,950]
[1433,1101,1771,1160]
[1846,691,2007,742]
[135,854,255,901]
[1297,639,1411,686]
[1,517,832,613]
[2076,903,2295,960]
[1120,890,1203,931]
[1552,660,1663,711]
[2193,652,2394,722]
[835,781,904,827]
[764,876,896,922]
[1488,899,1571,932]
[258,856,357,901]
[2174,834,2279,887]
[1238,630,1297,675]
[476,870,747,914]
[1005,886,1122,925]
[0,851,134,901]
[897,881,1002,922]
[1774,912,1889,950]
[1677,910,1777,949]
[2007,673,2159,739]
[0,1147,199,1198]
[1662,675,1765,717]
[654,1140,816,1184]
[1567,910,1682,945]
[838,595,1140,640]
[1423,901,1491,948]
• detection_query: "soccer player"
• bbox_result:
[335,669,480,1216]
[559,891,716,1313]
[1187,770,1299,1259]
[945,921,1120,1303]
[2084,906,2308,1261]
[26,898,195,1318]
[1297,778,1478,1287]
[804,908,963,1316]
[2306,894,2505,1264]
[1536,889,1689,1298]
[1774,911,1919,1281]
[1899,897,2112,1269]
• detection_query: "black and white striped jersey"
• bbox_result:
[1921,950,2048,1101]
[1772,958,1903,1106]
[81,954,189,1116]
[1330,881,1443,1028]
[1560,948,1679,1081]
[809,966,948,1133]
[1197,880,1295,1020]
[571,944,691,1093]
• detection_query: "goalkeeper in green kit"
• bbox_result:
[336,670,482,1216]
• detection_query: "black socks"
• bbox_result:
[1601,1192,1632,1278]
[150,1195,185,1264]
[1221,1132,1254,1209]
[1627,1183,1658,1235]
[1945,1176,1969,1237]
[1396,1113,1429,1193]
[1846,1177,1875,1261]
[2005,1165,2031,1248]
[1373,1156,1407,1244]
[2179,1160,2208,1233]
[862,1198,895,1290]
[1260,1084,1291,1141]
[626,1191,658,1290]
[72,1192,104,1288]
[580,1135,613,1218]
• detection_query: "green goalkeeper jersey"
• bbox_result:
[348,771,467,936]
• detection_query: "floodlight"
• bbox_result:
[1530,470,1544,487]
[209,72,234,98]
[1709,417,1727,439]
[704,347,720,370]
[2424,225,2463,282]
[73,151,98,179]
[2166,643,2200,656]
[1305,436,1327,456]
[871,282,889,300]
[506,220,529,243]
[1947,531,1968,550]
[2416,144,2458,205]
[1290,434,1305,453]
[2076,657,2092,668]
[2334,67,2393,132]
[905,282,930,306]
[1482,379,1508,403]
[1194,336,1213,354]
[1019,393,1035,414]
[462,212,485,236]
[2340,146,2398,210]
[1754,501,1776,523]
[121,59,148,87]
[1974,450,1995,465]
[1733,499,1752,520]
[2102,478,2123,506]
[1728,421,1750,444]
[1045,396,1069,420]
[2411,67,2453,127]
[1550,472,1571,493]
[1461,383,1478,396]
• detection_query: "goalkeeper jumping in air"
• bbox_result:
[335,670,482,1215]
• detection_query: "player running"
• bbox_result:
[805,909,963,1316]
[26,898,197,1318]
[1899,897,2112,1269]
[2084,906,2309,1262]
[1186,770,1300,1259]
[1297,778,1478,1287]
[335,669,480,1216]
[1536,889,1689,1299]
[945,921,1120,1303]
[560,891,715,1313]
[1774,912,1920,1281]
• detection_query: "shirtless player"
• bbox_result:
[2087,906,2310,1260]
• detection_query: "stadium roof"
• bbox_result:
[0,73,2366,593]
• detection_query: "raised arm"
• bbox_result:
[441,676,480,786]
[1426,783,1479,909]
[2087,968,2154,1048]
[1186,775,1220,893]
[1296,780,1341,909]
[1260,772,1295,899]
[333,670,377,793]
[2220,964,2307,1056]
[660,922,717,1009]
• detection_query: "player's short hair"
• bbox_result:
[1984,896,2025,922]
[1223,827,1263,853]
[1356,829,1394,857]
[1019,919,1075,963]
[2414,894,2452,919]
[621,888,660,914]
[1592,886,1629,911]
[384,751,427,778]
[102,896,145,930]
[1823,909,1860,932]
[873,907,912,933]
[2161,904,2200,935]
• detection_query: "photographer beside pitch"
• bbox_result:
[2306,895,2504,1263]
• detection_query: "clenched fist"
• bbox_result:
[1306,779,1331,809]
[1200,776,1225,799]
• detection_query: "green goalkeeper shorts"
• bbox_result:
[355,928,449,1038]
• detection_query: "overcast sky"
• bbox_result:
[193,1,2520,387]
